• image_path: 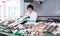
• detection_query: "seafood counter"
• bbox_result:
[0,20,60,36]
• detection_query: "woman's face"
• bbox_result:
[28,8,33,13]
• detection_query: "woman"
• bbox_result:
[24,4,37,24]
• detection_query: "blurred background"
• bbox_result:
[0,0,60,22]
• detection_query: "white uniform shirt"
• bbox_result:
[25,11,37,23]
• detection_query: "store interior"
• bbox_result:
[0,0,60,36]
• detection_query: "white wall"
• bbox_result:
[20,0,25,16]
[31,0,56,16]
[0,0,21,20]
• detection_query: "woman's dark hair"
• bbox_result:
[27,4,33,10]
